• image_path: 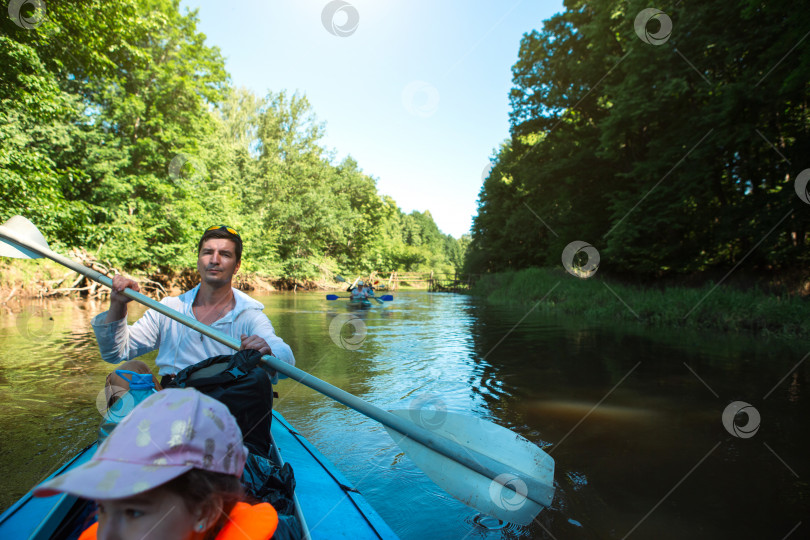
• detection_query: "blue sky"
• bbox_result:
[181,0,565,238]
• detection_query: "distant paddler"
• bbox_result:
[347,279,370,301]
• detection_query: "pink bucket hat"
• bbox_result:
[34,388,247,500]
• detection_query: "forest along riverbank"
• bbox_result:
[0,257,353,303]
[470,268,810,339]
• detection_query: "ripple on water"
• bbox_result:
[2,292,806,538]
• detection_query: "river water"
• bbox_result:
[0,290,807,539]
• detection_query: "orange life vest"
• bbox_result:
[78,501,279,540]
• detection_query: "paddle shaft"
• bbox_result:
[0,225,543,503]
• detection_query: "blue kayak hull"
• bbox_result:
[0,410,398,539]
[348,298,372,309]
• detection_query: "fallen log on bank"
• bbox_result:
[39,248,168,300]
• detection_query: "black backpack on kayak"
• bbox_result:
[165,349,274,457]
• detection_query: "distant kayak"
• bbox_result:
[326,294,393,305]
[349,297,372,308]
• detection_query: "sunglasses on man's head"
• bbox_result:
[205,225,240,237]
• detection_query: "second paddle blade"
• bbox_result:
[383,410,554,525]
[0,216,50,259]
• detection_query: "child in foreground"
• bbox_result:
[34,388,278,540]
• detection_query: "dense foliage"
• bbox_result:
[1,0,464,279]
[468,0,809,280]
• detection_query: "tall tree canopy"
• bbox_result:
[1,0,466,279]
[468,0,809,279]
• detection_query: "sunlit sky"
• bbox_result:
[180,0,565,238]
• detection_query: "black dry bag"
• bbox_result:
[167,349,274,457]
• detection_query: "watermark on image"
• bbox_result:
[794,168,810,204]
[481,162,494,183]
[561,241,600,278]
[328,313,367,350]
[408,393,447,430]
[321,0,359,37]
[522,202,559,238]
[489,473,528,512]
[8,0,46,29]
[168,153,207,182]
[16,306,54,340]
[634,8,672,46]
[755,129,791,164]
[721,401,760,439]
[95,385,132,418]
[401,80,440,118]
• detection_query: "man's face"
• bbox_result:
[197,238,240,287]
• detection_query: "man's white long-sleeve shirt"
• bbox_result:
[91,284,294,376]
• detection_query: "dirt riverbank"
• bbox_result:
[0,258,347,303]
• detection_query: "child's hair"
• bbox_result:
[162,469,245,539]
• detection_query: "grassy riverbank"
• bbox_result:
[470,268,810,339]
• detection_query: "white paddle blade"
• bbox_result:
[0,216,50,259]
[385,410,555,526]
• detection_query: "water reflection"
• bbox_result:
[0,291,808,539]
[464,301,809,539]
[0,298,113,511]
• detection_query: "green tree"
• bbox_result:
[469,0,810,279]
[0,36,91,243]
[2,0,459,282]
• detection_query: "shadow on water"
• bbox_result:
[466,299,810,539]
[1,291,808,539]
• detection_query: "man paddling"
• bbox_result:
[92,225,294,403]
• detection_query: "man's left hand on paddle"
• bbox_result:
[240,334,272,356]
